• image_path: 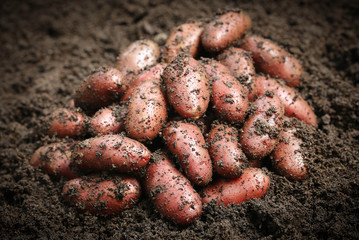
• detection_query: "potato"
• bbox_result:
[240,94,284,160]
[125,80,168,142]
[208,124,247,178]
[201,168,270,205]
[30,142,79,179]
[145,150,202,225]
[89,106,125,136]
[163,122,212,186]
[47,108,85,138]
[75,67,126,113]
[162,22,203,63]
[163,55,210,118]
[115,39,160,85]
[218,47,257,101]
[73,135,151,172]
[240,35,303,87]
[121,63,166,102]
[271,118,308,181]
[62,175,141,215]
[202,59,249,122]
[254,75,318,127]
[201,10,251,52]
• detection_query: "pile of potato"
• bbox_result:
[30,10,316,225]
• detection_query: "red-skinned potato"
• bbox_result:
[30,142,79,179]
[201,10,251,52]
[115,39,160,85]
[163,122,212,186]
[240,94,284,160]
[254,75,317,127]
[240,35,303,87]
[89,106,126,136]
[121,63,166,102]
[208,124,247,178]
[125,80,168,142]
[145,150,202,225]
[202,59,249,122]
[162,22,203,63]
[271,118,308,181]
[72,135,151,172]
[47,108,85,138]
[201,168,270,205]
[62,175,141,215]
[163,55,210,119]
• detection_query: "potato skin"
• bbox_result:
[73,135,151,172]
[47,108,85,138]
[201,168,270,205]
[208,124,247,178]
[163,122,212,186]
[30,142,79,179]
[201,10,251,52]
[89,106,125,136]
[62,175,141,215]
[75,67,126,113]
[163,55,210,118]
[202,59,249,122]
[145,150,202,225]
[254,75,317,127]
[125,80,168,142]
[271,120,308,181]
[241,35,303,87]
[162,22,203,63]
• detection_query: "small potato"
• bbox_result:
[145,150,202,225]
[163,55,210,118]
[73,135,151,172]
[271,118,308,181]
[201,10,251,52]
[163,122,212,186]
[47,108,85,138]
[254,75,317,127]
[240,35,303,87]
[62,175,141,215]
[75,67,126,113]
[162,22,203,63]
[115,39,160,84]
[125,80,168,142]
[89,106,125,136]
[121,63,166,102]
[208,124,247,178]
[218,47,257,101]
[202,59,249,122]
[240,94,284,160]
[201,168,270,205]
[30,142,79,179]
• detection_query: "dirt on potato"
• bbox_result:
[0,0,358,239]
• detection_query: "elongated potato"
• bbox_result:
[89,106,125,136]
[125,80,167,142]
[30,142,79,179]
[62,175,141,215]
[202,59,249,122]
[145,150,202,225]
[254,75,317,127]
[163,122,212,186]
[201,168,270,205]
[162,22,203,63]
[201,10,251,52]
[73,135,151,172]
[47,108,85,138]
[163,55,210,118]
[208,124,247,178]
[241,35,303,87]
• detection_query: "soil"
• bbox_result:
[1,0,358,239]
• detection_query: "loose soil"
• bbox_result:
[1,0,358,239]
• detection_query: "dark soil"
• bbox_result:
[1,0,358,239]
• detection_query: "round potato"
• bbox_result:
[89,106,125,136]
[47,108,85,138]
